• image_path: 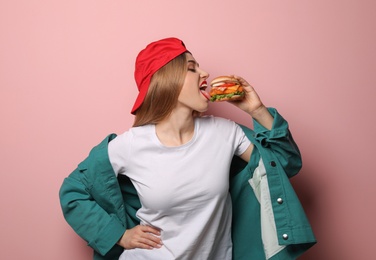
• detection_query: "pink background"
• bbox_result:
[1,0,375,259]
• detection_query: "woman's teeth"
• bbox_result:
[199,83,207,90]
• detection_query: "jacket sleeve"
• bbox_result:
[59,158,126,257]
[252,107,302,177]
[234,109,316,259]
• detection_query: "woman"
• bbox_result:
[114,37,272,259]
[60,37,316,260]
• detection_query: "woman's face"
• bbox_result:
[177,53,210,113]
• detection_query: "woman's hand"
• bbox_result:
[229,75,274,130]
[227,75,262,114]
[117,225,163,250]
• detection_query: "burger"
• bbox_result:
[209,76,245,102]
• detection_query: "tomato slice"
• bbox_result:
[221,83,236,88]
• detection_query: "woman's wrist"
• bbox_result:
[248,105,267,118]
[249,105,274,130]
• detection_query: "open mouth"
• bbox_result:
[200,81,210,100]
[199,81,208,91]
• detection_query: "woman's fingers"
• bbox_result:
[140,225,161,236]
[138,226,163,248]
[138,235,163,249]
[118,225,163,250]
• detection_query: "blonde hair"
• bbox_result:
[133,52,188,127]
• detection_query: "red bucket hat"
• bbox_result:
[131,37,188,114]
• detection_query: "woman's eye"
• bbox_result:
[188,68,196,72]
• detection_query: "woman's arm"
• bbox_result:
[229,75,274,130]
[60,137,163,256]
[232,76,274,163]
[230,77,301,175]
[59,167,126,256]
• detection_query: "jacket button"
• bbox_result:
[270,161,276,167]
[277,198,283,204]
[282,234,289,240]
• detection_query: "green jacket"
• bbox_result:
[59,108,316,259]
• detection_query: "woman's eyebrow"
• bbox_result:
[187,60,199,67]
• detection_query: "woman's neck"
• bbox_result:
[155,109,195,147]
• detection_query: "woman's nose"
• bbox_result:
[200,69,209,80]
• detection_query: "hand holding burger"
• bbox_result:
[209,76,245,102]
[209,75,273,129]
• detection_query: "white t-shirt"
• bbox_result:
[108,116,251,260]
